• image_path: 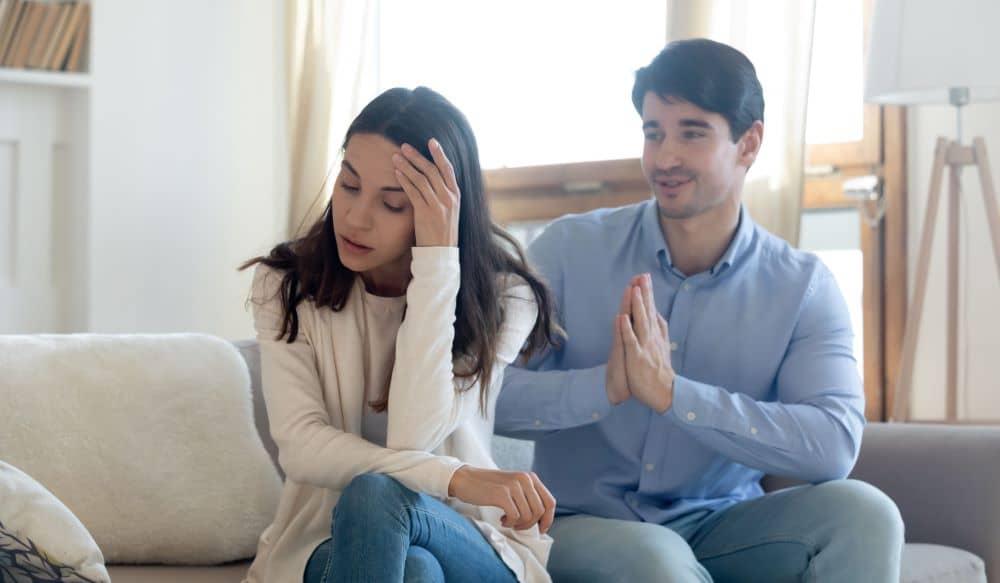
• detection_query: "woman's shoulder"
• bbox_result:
[249,263,286,304]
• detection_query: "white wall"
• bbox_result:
[0,86,89,334]
[89,0,287,339]
[907,102,1000,419]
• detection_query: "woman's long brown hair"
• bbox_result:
[241,87,559,414]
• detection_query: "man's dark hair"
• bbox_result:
[632,38,764,142]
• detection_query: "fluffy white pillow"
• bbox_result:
[0,460,110,582]
[0,334,282,565]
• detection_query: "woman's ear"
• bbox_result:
[738,121,764,169]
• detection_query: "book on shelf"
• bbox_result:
[0,0,88,73]
[63,0,84,72]
[0,0,26,63]
[7,0,42,68]
[37,1,69,68]
[26,2,58,68]
[48,0,81,70]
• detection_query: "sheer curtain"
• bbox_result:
[667,0,816,246]
[284,0,378,237]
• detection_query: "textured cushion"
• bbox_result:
[492,435,534,472]
[901,543,986,583]
[0,334,282,565]
[0,461,110,582]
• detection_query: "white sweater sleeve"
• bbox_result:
[250,265,464,498]
[385,247,539,452]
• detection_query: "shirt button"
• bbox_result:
[686,411,697,421]
[645,463,655,472]
[534,419,541,427]
[682,283,691,291]
[670,341,678,351]
[751,427,759,435]
[591,412,600,420]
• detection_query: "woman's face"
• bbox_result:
[331,133,416,295]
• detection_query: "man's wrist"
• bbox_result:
[658,368,676,413]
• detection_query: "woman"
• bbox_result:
[241,87,559,583]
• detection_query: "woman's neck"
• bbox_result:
[360,267,409,297]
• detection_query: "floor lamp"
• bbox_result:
[865,0,1000,422]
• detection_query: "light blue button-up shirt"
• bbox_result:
[496,200,865,524]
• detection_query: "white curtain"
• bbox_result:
[666,0,816,247]
[285,0,378,238]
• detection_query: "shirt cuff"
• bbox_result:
[411,246,460,276]
[665,374,726,430]
[573,364,614,424]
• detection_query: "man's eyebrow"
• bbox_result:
[680,119,712,130]
[642,121,660,130]
[341,160,404,192]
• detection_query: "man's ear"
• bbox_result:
[738,121,764,168]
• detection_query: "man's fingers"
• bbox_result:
[620,314,639,350]
[631,285,649,343]
[642,274,658,330]
[657,313,669,338]
[619,283,631,315]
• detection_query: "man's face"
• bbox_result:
[640,92,761,220]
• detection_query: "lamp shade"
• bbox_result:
[865,0,1000,104]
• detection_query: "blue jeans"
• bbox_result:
[546,479,904,582]
[304,473,518,583]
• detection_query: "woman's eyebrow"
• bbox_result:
[341,159,405,192]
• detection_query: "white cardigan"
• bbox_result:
[242,247,552,583]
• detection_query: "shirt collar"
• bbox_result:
[641,200,756,277]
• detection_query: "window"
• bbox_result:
[378,1,667,168]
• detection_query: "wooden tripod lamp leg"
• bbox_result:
[946,160,960,421]
[973,138,1000,284]
[892,138,950,421]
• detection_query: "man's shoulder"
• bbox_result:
[750,225,831,290]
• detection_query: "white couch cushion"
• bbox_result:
[0,334,282,565]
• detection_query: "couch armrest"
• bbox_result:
[851,422,1000,580]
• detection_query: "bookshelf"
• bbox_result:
[0,0,91,75]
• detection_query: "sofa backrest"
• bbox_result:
[233,340,283,479]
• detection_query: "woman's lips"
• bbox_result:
[339,235,374,255]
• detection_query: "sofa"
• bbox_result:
[3,336,997,582]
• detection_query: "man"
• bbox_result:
[496,38,903,582]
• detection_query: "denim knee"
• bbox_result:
[814,479,904,545]
[339,473,406,504]
[404,546,445,583]
[334,473,412,525]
